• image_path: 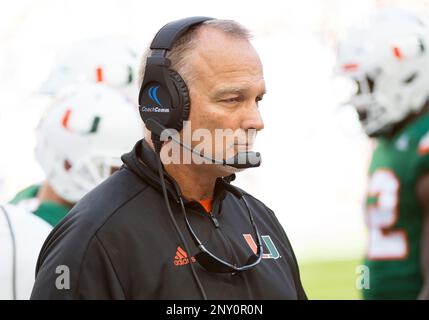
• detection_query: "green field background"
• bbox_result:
[299,259,362,300]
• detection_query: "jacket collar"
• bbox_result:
[121,139,237,207]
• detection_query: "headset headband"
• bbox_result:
[139,17,216,139]
[150,16,214,51]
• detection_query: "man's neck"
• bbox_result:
[144,135,220,200]
[164,163,218,201]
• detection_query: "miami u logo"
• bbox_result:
[62,109,101,134]
[243,234,281,259]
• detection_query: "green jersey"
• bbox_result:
[9,185,69,227]
[363,113,429,299]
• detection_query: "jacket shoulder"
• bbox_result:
[31,168,149,299]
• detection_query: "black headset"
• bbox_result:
[138,17,215,301]
[138,16,214,141]
[138,16,261,168]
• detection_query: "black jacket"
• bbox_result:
[31,140,307,300]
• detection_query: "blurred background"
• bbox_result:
[1,0,429,299]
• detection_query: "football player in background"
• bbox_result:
[0,84,143,299]
[8,35,142,219]
[0,37,142,299]
[336,8,429,299]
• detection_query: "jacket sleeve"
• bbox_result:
[31,234,126,300]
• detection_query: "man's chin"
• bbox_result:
[217,163,245,175]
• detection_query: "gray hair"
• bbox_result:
[138,19,252,87]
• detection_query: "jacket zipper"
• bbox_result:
[200,206,237,266]
[193,202,253,298]
[209,213,220,228]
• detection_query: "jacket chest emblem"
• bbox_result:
[243,234,281,260]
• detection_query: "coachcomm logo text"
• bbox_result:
[141,106,170,113]
[141,85,170,113]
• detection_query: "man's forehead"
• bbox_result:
[191,27,263,82]
[212,80,266,96]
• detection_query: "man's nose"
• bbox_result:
[241,106,264,131]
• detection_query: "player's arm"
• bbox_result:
[416,174,429,300]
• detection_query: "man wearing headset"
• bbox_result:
[31,17,306,300]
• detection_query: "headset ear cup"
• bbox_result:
[169,70,190,131]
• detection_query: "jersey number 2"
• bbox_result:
[366,169,408,260]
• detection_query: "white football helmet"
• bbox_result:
[35,83,143,203]
[39,37,140,103]
[335,8,429,137]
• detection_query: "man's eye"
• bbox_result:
[221,97,241,103]
[256,96,264,102]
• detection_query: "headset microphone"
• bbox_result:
[145,118,262,169]
[225,151,261,169]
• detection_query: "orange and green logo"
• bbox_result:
[243,234,281,259]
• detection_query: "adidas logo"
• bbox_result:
[173,246,196,266]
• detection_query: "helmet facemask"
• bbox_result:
[348,63,428,137]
